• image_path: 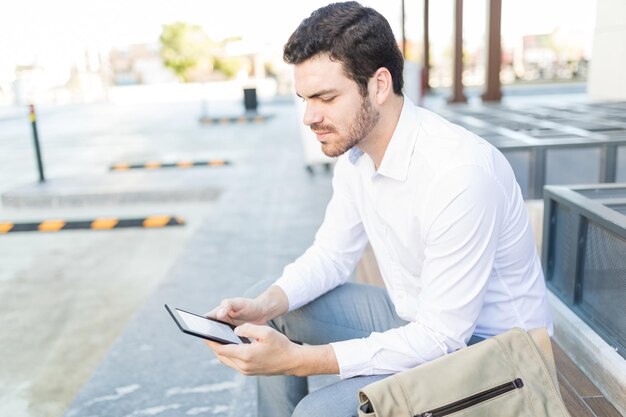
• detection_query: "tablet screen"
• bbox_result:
[177,309,242,344]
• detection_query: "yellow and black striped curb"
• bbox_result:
[198,114,272,125]
[0,215,185,234]
[110,160,231,171]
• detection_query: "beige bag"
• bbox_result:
[358,327,571,417]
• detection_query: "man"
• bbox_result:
[205,2,552,416]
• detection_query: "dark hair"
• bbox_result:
[283,1,404,97]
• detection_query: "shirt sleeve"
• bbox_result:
[331,165,506,379]
[273,157,369,311]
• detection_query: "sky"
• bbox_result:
[0,0,597,82]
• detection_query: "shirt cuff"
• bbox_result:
[272,275,309,311]
[330,338,374,379]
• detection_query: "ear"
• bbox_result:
[371,67,393,105]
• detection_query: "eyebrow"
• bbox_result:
[296,89,339,100]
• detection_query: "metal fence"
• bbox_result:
[438,101,626,199]
[541,184,626,359]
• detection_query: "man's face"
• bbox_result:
[294,54,380,157]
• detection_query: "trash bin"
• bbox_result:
[243,88,258,113]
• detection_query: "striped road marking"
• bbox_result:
[0,216,186,234]
[199,114,272,125]
[110,160,230,171]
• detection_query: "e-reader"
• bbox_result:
[165,304,251,345]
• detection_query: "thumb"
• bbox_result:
[235,323,271,341]
[213,299,241,322]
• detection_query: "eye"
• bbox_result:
[320,96,336,103]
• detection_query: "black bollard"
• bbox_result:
[29,104,45,182]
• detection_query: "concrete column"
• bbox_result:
[588,0,626,100]
[449,0,467,103]
[482,0,502,102]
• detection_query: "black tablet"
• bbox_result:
[165,304,251,345]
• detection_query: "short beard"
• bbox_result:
[319,96,380,158]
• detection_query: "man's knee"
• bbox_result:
[291,384,360,417]
[292,396,358,417]
[292,393,334,417]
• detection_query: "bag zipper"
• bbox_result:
[415,378,524,417]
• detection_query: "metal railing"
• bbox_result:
[541,184,626,359]
[438,101,626,199]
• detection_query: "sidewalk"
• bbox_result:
[57,101,336,417]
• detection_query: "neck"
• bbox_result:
[357,94,404,169]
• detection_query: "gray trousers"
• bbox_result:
[251,282,484,417]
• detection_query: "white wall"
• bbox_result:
[588,0,626,100]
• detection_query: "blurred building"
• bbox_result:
[7,47,110,105]
[109,43,177,85]
[517,29,588,81]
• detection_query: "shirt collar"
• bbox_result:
[348,95,420,182]
[348,147,364,164]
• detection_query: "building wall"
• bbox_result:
[588,0,626,100]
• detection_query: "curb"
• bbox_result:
[549,292,626,416]
[0,215,186,233]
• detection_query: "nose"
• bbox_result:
[302,101,323,127]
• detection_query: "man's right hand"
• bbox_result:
[206,285,289,326]
[207,297,267,326]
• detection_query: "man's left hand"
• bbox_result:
[205,323,339,377]
[205,323,301,376]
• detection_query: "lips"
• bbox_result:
[311,123,335,142]
[313,131,331,142]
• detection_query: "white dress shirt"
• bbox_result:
[274,97,553,379]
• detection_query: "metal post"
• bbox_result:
[401,0,407,57]
[423,0,431,92]
[573,217,588,305]
[449,0,467,103]
[482,0,502,102]
[528,147,546,199]
[28,104,45,183]
[599,144,617,183]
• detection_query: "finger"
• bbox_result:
[220,298,252,320]
[204,339,242,356]
[211,350,241,371]
[204,339,222,350]
[235,323,272,340]
[204,307,220,318]
[205,301,236,323]
[205,300,235,319]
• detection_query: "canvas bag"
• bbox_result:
[358,327,571,417]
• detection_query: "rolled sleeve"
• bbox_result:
[331,338,374,379]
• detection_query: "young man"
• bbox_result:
[204,2,552,416]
